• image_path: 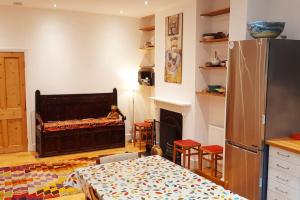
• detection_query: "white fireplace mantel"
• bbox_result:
[149,97,191,107]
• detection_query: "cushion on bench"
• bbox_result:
[43,118,124,133]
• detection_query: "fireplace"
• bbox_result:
[159,109,183,163]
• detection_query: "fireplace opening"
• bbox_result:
[159,109,183,163]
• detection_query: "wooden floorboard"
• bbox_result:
[0,143,144,167]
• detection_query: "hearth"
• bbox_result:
[159,109,183,163]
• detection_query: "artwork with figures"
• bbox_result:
[165,13,183,84]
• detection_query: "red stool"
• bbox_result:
[199,145,223,177]
[173,139,201,169]
[133,122,152,150]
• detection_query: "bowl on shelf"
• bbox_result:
[203,35,215,40]
[202,33,217,40]
[207,85,222,93]
[215,88,225,94]
[247,21,285,39]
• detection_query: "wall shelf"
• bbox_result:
[200,8,230,17]
[139,26,155,32]
[139,47,155,51]
[200,38,229,43]
[140,65,155,68]
[199,66,227,70]
[196,90,226,98]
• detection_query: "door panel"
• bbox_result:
[0,52,27,153]
[225,143,261,200]
[0,57,5,109]
[0,122,3,151]
[226,39,267,148]
[5,58,21,108]
[7,119,22,145]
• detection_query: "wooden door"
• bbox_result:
[0,52,27,153]
[226,39,268,149]
[225,143,261,200]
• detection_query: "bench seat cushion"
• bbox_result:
[43,118,124,133]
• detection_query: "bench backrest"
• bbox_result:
[35,88,118,122]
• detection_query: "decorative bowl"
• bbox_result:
[208,85,222,93]
[247,21,285,39]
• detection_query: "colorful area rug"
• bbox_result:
[0,156,98,200]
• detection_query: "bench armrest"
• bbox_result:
[36,113,44,130]
[117,108,126,121]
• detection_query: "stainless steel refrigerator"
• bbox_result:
[225,39,300,200]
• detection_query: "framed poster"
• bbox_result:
[165,13,183,84]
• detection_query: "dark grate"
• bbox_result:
[164,142,181,165]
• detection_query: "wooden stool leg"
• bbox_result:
[215,155,218,177]
[139,128,143,150]
[133,125,136,147]
[173,144,176,163]
[145,129,148,145]
[199,147,202,171]
[210,153,214,177]
[188,148,191,169]
[150,128,153,146]
[183,148,186,168]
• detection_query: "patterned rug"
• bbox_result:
[0,156,99,200]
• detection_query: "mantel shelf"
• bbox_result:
[139,47,155,51]
[139,26,155,31]
[196,91,226,98]
[200,8,230,17]
[149,97,191,107]
[199,66,227,70]
[200,38,229,43]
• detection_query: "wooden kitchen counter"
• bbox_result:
[266,137,300,154]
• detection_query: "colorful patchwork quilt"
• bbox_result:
[0,157,97,200]
[76,155,246,200]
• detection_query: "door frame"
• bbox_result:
[0,49,30,152]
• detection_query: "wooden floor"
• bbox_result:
[0,143,145,200]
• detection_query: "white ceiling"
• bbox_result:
[0,0,182,17]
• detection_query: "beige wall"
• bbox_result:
[0,6,148,151]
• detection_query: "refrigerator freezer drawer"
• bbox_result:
[269,146,300,166]
[268,179,300,200]
[269,157,300,177]
[267,190,287,200]
[225,143,262,200]
[268,168,300,190]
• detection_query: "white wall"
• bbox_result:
[155,0,198,141]
[230,0,300,41]
[229,0,248,41]
[255,0,300,40]
[154,0,229,146]
[0,6,146,151]
[195,0,230,146]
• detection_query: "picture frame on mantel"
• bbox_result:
[165,13,183,84]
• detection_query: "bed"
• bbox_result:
[35,88,126,157]
[75,156,245,200]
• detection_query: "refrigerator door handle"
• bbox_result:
[261,114,266,125]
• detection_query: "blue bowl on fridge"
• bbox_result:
[247,21,285,39]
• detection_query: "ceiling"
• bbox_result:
[0,0,182,17]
